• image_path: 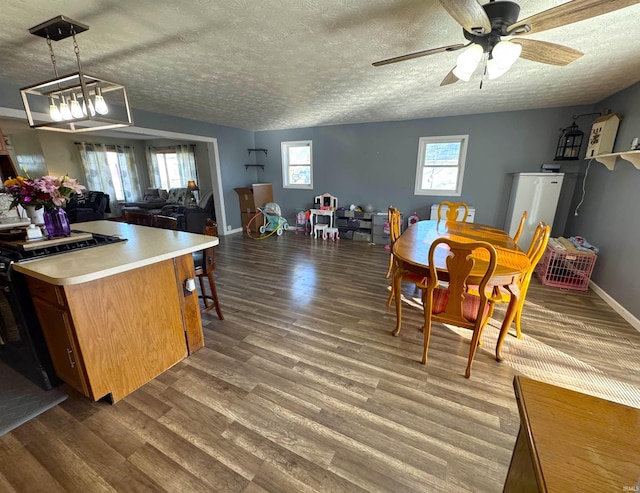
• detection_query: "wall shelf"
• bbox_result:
[244,164,265,171]
[247,148,268,157]
[591,150,640,170]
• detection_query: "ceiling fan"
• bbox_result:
[372,0,640,86]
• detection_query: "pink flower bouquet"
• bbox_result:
[2,175,86,209]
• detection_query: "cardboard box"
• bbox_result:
[234,183,273,213]
[241,211,262,234]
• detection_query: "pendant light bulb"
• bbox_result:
[59,96,72,120]
[82,98,96,117]
[94,87,108,115]
[70,94,83,119]
[49,97,62,122]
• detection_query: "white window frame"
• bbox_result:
[414,135,468,196]
[281,140,313,189]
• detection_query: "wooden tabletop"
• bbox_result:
[512,376,640,492]
[393,220,530,284]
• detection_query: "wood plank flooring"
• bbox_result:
[2,232,639,492]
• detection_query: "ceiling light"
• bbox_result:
[491,40,522,70]
[487,59,510,80]
[20,15,133,133]
[59,96,72,120]
[454,44,484,76]
[48,97,62,121]
[70,93,83,119]
[94,87,108,115]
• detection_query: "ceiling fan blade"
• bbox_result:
[438,0,492,35]
[507,0,640,36]
[513,39,583,66]
[440,69,459,86]
[372,44,466,67]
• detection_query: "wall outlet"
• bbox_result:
[227,225,232,231]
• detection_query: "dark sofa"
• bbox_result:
[66,190,110,223]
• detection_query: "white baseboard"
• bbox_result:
[590,280,640,333]
[224,227,244,236]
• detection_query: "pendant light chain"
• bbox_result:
[46,35,59,78]
[71,28,83,73]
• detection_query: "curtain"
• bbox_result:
[145,147,162,189]
[113,145,141,203]
[175,145,198,184]
[76,142,141,216]
[146,145,198,190]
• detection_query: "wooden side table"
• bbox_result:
[504,376,640,492]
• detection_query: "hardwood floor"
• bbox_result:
[2,232,639,492]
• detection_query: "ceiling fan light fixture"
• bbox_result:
[452,66,474,82]
[486,58,510,80]
[491,40,522,69]
[455,43,484,73]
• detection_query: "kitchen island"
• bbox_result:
[13,220,218,403]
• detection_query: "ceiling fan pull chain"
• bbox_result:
[479,53,488,90]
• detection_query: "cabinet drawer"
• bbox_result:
[26,276,66,307]
[372,233,389,245]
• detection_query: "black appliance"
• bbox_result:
[0,230,127,390]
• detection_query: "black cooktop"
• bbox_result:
[0,230,127,263]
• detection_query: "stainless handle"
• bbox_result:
[66,348,76,368]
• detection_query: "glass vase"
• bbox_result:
[44,207,71,238]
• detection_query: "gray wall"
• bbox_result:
[565,81,640,319]
[4,76,640,319]
[130,109,255,231]
[254,106,590,231]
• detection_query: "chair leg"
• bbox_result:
[197,273,223,319]
[385,254,393,279]
[198,275,210,310]
[514,309,522,339]
[206,272,224,320]
[386,284,394,307]
[466,327,484,378]
[421,313,433,365]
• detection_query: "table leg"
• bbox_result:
[391,263,405,337]
[496,291,519,361]
[309,213,315,236]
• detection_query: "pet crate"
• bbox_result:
[535,244,597,291]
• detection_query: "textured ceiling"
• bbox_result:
[1,0,640,131]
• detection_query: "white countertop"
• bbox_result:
[12,220,219,286]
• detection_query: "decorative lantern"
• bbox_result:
[554,121,584,160]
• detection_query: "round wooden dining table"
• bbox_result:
[391,220,531,361]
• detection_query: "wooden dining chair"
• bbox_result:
[421,237,497,378]
[437,201,469,222]
[386,206,428,307]
[491,222,550,339]
[193,219,223,319]
[513,210,528,243]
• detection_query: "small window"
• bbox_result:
[414,135,468,196]
[282,140,313,189]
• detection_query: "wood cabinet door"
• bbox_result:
[32,298,90,397]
